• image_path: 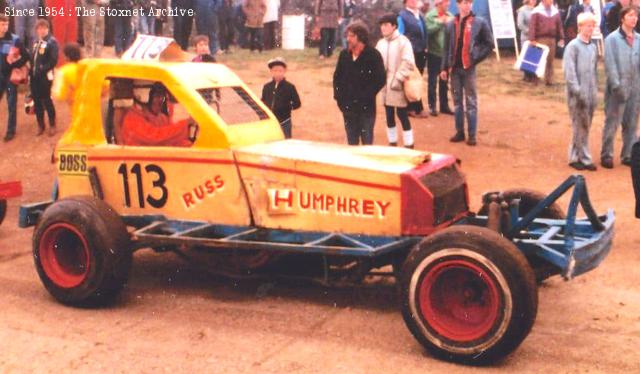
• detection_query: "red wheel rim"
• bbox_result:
[418,259,501,343]
[39,223,90,288]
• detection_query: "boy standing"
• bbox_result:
[30,19,59,136]
[440,0,493,146]
[261,57,301,139]
[563,13,598,171]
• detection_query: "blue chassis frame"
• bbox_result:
[19,175,614,280]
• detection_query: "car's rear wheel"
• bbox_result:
[33,196,132,306]
[400,225,537,365]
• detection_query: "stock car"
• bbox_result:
[18,36,614,365]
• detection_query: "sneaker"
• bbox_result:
[450,132,465,143]
[48,127,56,137]
[429,107,438,116]
[622,158,632,167]
[466,137,477,146]
[569,161,585,170]
[583,163,597,171]
[389,142,397,147]
[404,144,414,149]
[601,158,614,169]
[36,128,45,136]
[3,133,15,142]
[440,108,454,115]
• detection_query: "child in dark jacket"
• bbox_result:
[261,57,301,139]
[191,35,217,63]
[30,19,59,136]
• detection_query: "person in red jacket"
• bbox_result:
[121,83,192,147]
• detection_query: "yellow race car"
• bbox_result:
[18,38,614,365]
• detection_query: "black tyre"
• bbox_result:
[400,225,538,365]
[0,199,6,225]
[33,196,132,306]
[479,189,565,282]
[478,189,565,219]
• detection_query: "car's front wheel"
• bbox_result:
[399,225,538,365]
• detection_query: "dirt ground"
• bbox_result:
[1,48,639,373]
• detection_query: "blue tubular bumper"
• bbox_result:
[479,174,615,280]
[18,201,53,228]
[513,210,614,279]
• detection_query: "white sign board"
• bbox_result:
[487,0,518,60]
[488,0,517,39]
[282,15,305,50]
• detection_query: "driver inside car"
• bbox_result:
[120,83,193,147]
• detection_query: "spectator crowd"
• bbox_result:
[1,0,640,174]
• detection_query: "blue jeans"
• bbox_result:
[194,3,219,54]
[172,11,193,50]
[427,52,450,111]
[451,66,478,137]
[343,111,375,145]
[138,13,156,35]
[280,118,292,139]
[0,79,18,136]
[114,16,134,55]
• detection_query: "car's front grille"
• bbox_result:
[420,165,468,225]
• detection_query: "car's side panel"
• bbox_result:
[57,145,252,225]
[234,151,403,237]
[56,147,94,198]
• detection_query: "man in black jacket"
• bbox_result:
[0,14,30,142]
[261,57,301,139]
[333,22,386,145]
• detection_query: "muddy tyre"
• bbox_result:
[479,189,565,281]
[33,196,132,306]
[399,225,537,365]
[478,189,565,219]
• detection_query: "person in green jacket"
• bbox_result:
[425,0,454,116]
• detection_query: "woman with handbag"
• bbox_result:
[0,14,30,142]
[375,14,416,148]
